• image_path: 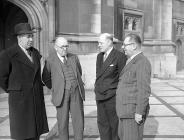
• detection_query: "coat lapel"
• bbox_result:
[119,53,143,76]
[52,51,65,78]
[96,52,104,78]
[13,46,35,70]
[97,48,116,78]
[31,49,39,72]
[67,54,77,77]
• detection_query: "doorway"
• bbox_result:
[0,0,28,52]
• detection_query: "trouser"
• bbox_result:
[56,87,84,140]
[118,118,144,140]
[96,96,119,140]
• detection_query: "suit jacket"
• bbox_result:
[0,45,49,139]
[42,50,85,107]
[94,48,127,100]
[116,53,151,119]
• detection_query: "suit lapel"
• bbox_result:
[97,48,116,79]
[52,52,77,78]
[96,52,104,77]
[67,54,77,77]
[31,49,39,72]
[52,51,65,78]
[120,53,143,76]
[13,46,35,70]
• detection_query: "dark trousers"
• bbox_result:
[96,96,119,140]
[56,87,84,140]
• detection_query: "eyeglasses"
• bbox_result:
[55,44,69,49]
[123,43,134,47]
[61,45,69,48]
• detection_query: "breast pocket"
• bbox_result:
[106,64,117,73]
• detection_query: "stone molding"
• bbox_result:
[7,0,49,58]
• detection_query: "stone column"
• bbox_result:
[48,0,55,48]
[161,0,172,40]
[101,0,114,33]
[152,0,176,78]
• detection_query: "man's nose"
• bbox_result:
[121,45,125,49]
[29,37,33,41]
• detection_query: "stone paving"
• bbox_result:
[0,78,184,140]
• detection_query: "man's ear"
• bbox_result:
[133,44,137,50]
[54,46,57,51]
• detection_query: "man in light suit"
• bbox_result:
[42,37,85,140]
[95,33,127,140]
[116,33,151,140]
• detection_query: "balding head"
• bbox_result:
[122,33,142,58]
[98,33,113,53]
[55,37,68,46]
[54,37,69,56]
[99,33,113,42]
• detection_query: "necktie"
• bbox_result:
[63,56,67,64]
[103,53,107,62]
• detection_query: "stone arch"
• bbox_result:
[7,0,49,57]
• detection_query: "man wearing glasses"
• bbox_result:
[42,37,85,140]
[116,33,151,140]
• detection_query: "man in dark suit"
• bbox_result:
[0,23,49,140]
[116,33,151,140]
[42,37,85,140]
[94,33,127,140]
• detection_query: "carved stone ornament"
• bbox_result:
[39,0,48,7]
[176,22,184,35]
[124,15,141,31]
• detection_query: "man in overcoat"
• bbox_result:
[42,37,85,140]
[94,33,127,140]
[116,33,151,140]
[0,23,49,140]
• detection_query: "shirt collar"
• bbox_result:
[19,44,27,52]
[130,51,142,60]
[105,46,113,57]
[56,52,67,63]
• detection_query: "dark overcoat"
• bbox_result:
[0,45,49,139]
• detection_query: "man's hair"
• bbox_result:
[125,33,142,46]
[101,33,113,42]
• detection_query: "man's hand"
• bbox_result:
[135,113,143,124]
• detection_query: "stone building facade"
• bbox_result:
[0,0,184,88]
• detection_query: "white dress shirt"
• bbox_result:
[104,47,113,61]
[126,51,142,65]
[19,45,33,62]
[57,52,67,63]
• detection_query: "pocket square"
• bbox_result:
[110,64,114,66]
